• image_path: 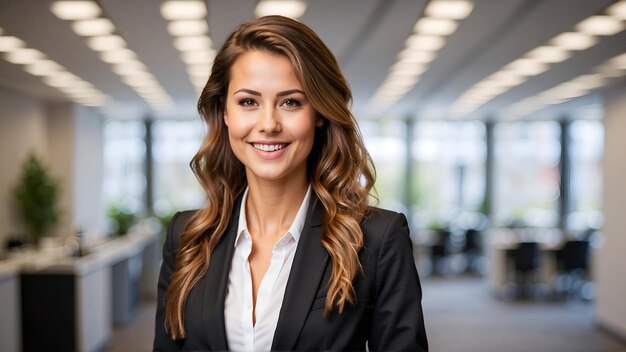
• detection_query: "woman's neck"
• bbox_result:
[244,174,309,241]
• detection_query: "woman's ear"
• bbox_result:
[224,110,229,126]
[316,116,325,127]
[222,97,229,126]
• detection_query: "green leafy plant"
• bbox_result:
[156,211,175,245]
[107,203,137,235]
[13,153,61,245]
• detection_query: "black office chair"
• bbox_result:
[430,229,451,275]
[555,240,590,299]
[507,242,541,299]
[463,228,483,274]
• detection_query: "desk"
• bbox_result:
[0,225,158,352]
[487,228,563,296]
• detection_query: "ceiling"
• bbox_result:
[0,0,624,120]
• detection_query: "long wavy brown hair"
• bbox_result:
[165,15,375,339]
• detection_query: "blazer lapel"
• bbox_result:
[271,197,329,350]
[200,195,243,350]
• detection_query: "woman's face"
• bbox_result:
[224,50,320,184]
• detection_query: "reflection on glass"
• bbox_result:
[152,120,205,216]
[103,120,147,215]
[360,119,407,213]
[412,120,486,228]
[494,121,560,227]
[568,120,603,230]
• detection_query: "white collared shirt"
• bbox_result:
[225,186,312,352]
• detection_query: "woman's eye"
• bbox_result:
[281,98,301,108]
[239,98,256,107]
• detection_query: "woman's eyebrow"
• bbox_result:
[276,89,305,97]
[233,88,261,96]
[232,88,305,97]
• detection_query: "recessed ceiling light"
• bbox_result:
[88,35,126,51]
[135,85,166,95]
[607,52,626,69]
[61,81,95,92]
[576,16,625,36]
[100,48,136,64]
[414,18,458,35]
[187,64,211,77]
[506,58,549,76]
[255,0,308,19]
[23,60,64,76]
[72,18,115,36]
[4,48,45,64]
[550,32,597,51]
[65,89,102,99]
[122,70,154,81]
[425,1,474,20]
[473,84,508,97]
[174,36,212,51]
[405,35,446,51]
[526,46,571,63]
[122,75,157,88]
[112,60,147,75]
[489,74,527,88]
[607,0,626,21]
[0,36,26,52]
[384,74,420,88]
[50,1,102,20]
[161,1,207,20]
[390,61,427,76]
[42,72,80,88]
[571,73,606,90]
[397,49,436,63]
[595,65,623,78]
[168,20,208,36]
[181,49,215,64]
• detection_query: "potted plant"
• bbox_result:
[107,203,137,235]
[13,153,61,246]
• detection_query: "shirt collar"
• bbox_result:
[234,185,312,247]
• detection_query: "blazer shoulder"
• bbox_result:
[361,207,408,244]
[167,209,197,250]
[361,207,406,233]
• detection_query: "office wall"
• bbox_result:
[0,88,48,246]
[0,88,107,248]
[72,105,106,238]
[47,103,75,238]
[596,82,626,339]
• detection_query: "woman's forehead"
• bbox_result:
[228,50,304,94]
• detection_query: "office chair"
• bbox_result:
[507,241,541,299]
[555,240,590,299]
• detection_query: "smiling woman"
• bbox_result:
[224,50,320,182]
[154,15,428,351]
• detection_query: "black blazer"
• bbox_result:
[154,195,428,351]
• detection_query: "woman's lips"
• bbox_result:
[249,142,290,160]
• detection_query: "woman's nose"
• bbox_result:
[258,105,281,133]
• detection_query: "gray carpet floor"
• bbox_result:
[107,277,626,351]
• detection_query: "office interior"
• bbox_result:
[0,0,625,351]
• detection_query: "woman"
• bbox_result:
[154,15,428,351]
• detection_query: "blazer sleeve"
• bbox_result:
[153,212,185,351]
[369,212,428,351]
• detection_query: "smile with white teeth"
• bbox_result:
[252,143,287,152]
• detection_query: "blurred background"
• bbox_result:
[0,0,625,351]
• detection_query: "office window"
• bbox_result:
[103,120,147,214]
[412,121,486,227]
[568,120,603,230]
[152,120,205,216]
[360,119,407,213]
[493,121,561,227]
